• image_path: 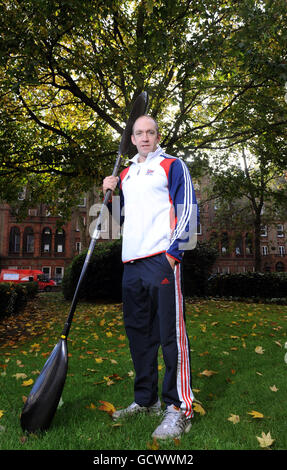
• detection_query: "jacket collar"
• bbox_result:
[130,145,163,164]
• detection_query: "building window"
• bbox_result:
[9,227,20,253]
[78,197,86,207]
[277,224,284,237]
[55,229,65,253]
[262,245,268,256]
[278,246,285,256]
[221,266,230,274]
[41,227,52,253]
[55,267,64,282]
[276,262,285,272]
[245,233,253,255]
[260,225,267,237]
[42,266,51,279]
[221,232,229,255]
[76,242,82,253]
[23,227,34,253]
[235,235,243,256]
[76,216,86,232]
[18,188,26,200]
[28,209,37,217]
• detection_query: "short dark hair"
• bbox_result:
[132,115,160,136]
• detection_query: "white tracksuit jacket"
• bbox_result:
[114,146,198,263]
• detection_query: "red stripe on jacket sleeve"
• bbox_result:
[119,167,131,190]
[160,158,177,180]
[160,158,177,233]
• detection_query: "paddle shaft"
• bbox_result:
[61,151,122,338]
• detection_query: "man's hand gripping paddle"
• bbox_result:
[20,91,149,433]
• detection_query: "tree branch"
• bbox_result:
[18,92,76,144]
[56,69,123,134]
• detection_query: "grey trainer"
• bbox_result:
[112,399,162,421]
[152,405,192,440]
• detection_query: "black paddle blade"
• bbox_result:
[119,91,149,156]
[20,338,68,433]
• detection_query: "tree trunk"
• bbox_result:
[254,214,262,272]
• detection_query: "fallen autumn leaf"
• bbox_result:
[12,373,27,380]
[193,402,206,415]
[227,413,240,424]
[199,370,218,377]
[247,410,264,419]
[256,431,275,448]
[86,403,96,410]
[147,437,160,450]
[21,379,34,387]
[98,400,116,416]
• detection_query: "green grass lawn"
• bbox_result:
[0,292,286,451]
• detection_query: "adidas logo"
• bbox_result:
[161,278,170,285]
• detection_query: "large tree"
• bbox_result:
[0,0,287,219]
[205,135,287,272]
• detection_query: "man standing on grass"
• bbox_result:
[102,115,198,440]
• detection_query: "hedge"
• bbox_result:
[62,239,123,302]
[62,239,218,301]
[0,282,38,319]
[207,272,287,300]
[182,242,218,296]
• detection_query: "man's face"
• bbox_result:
[131,116,160,158]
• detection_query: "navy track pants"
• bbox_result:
[122,253,194,418]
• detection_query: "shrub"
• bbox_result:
[182,242,218,296]
[21,281,38,299]
[62,239,123,302]
[0,282,38,319]
[0,284,12,318]
[207,272,287,300]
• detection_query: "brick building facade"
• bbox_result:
[0,200,87,283]
[195,178,286,274]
